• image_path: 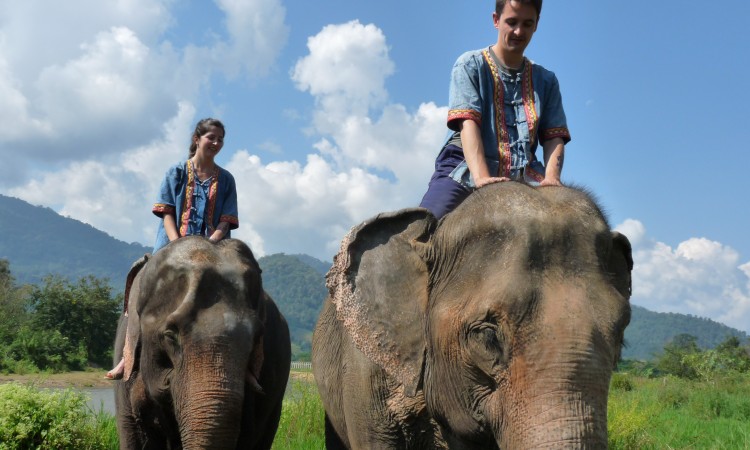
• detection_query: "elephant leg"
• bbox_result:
[341,353,407,449]
[325,414,348,450]
[251,398,284,450]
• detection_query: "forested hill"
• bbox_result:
[0,194,150,287]
[0,193,747,361]
[622,305,748,360]
[258,253,329,356]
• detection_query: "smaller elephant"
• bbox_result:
[313,183,633,449]
[114,237,291,450]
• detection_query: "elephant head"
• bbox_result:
[323,183,632,448]
[115,237,291,450]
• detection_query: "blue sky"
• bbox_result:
[1,0,749,332]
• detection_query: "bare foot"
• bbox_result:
[105,358,125,380]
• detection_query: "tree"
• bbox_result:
[656,333,700,379]
[0,260,30,347]
[29,275,121,368]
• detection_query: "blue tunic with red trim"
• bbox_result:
[443,47,571,188]
[151,160,239,253]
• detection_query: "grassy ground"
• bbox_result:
[608,373,750,449]
[4,370,749,449]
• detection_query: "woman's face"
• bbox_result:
[194,125,225,159]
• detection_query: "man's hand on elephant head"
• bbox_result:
[539,177,563,187]
[475,176,510,188]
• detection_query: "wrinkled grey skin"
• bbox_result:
[114,237,291,450]
[313,183,633,449]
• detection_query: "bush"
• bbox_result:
[657,376,690,409]
[0,383,112,449]
[610,373,634,392]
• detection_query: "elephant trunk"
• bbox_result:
[180,388,245,449]
[490,354,611,449]
[175,344,249,450]
[498,284,615,449]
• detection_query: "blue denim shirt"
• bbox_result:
[152,160,239,253]
[445,47,571,188]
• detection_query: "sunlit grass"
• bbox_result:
[608,373,750,449]
[6,369,747,449]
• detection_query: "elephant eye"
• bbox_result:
[467,322,507,370]
[471,326,501,351]
[162,328,179,345]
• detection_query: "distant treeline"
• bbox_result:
[0,253,326,373]
[0,259,120,373]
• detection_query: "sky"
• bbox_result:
[1,0,749,333]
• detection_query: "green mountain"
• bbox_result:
[622,305,748,360]
[0,194,150,288]
[258,253,329,357]
[1,194,747,361]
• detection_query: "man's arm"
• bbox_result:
[540,137,564,186]
[460,120,507,188]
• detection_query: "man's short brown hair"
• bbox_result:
[496,0,542,19]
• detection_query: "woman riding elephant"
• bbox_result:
[313,182,633,449]
[107,117,239,380]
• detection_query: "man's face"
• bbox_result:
[493,1,538,58]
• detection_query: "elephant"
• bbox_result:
[113,236,291,450]
[312,182,633,449]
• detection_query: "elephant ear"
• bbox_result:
[123,254,149,382]
[327,207,436,397]
[608,232,633,299]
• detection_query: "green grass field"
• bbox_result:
[1,370,749,449]
[608,372,750,449]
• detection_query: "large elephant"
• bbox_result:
[114,237,291,450]
[313,183,633,449]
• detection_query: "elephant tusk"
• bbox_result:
[246,372,264,395]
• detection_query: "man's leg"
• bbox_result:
[419,175,472,220]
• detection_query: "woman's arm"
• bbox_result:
[163,212,180,241]
[208,222,230,243]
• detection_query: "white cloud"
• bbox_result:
[292,20,395,124]
[9,103,195,247]
[6,15,444,262]
[215,0,289,78]
[0,0,287,172]
[616,219,750,333]
[221,21,444,259]
[0,0,172,82]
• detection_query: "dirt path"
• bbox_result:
[0,371,113,389]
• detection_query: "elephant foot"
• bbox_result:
[105,358,125,380]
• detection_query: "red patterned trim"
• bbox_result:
[482,49,511,177]
[447,109,481,129]
[521,57,539,148]
[204,167,220,234]
[525,165,544,182]
[152,203,175,216]
[219,215,239,228]
[541,127,571,142]
[180,161,196,237]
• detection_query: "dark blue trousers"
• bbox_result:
[419,144,472,219]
